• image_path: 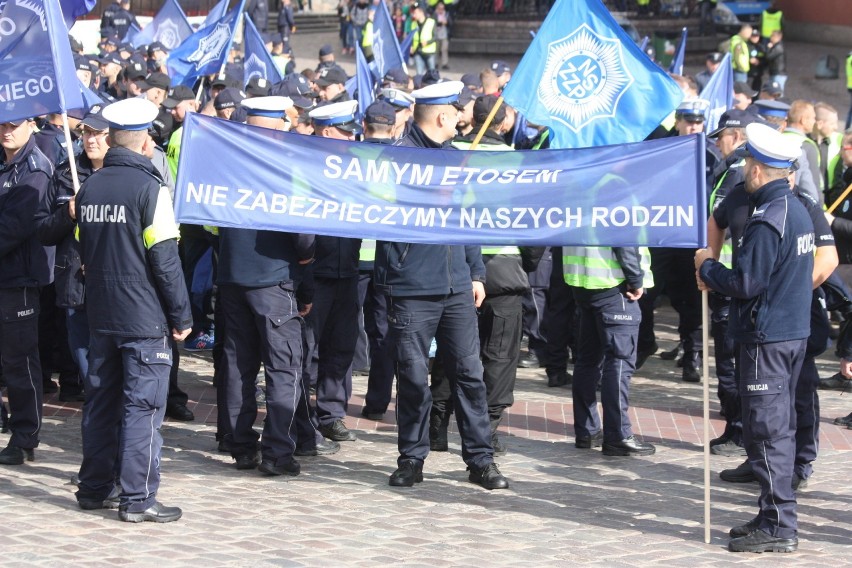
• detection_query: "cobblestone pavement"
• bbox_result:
[3,304,852,566]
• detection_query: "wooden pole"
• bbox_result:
[60,113,81,193]
[702,289,711,544]
[468,96,504,151]
[826,181,852,214]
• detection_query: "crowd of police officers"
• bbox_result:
[1,0,852,552]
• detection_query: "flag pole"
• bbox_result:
[826,181,852,214]
[60,113,81,193]
[469,96,504,151]
[702,289,711,544]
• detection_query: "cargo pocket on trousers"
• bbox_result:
[743,374,788,442]
[387,307,414,364]
[136,349,172,409]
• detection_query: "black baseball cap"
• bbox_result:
[364,100,396,126]
[245,76,271,97]
[163,86,196,109]
[214,87,246,111]
[140,72,170,91]
[473,94,506,125]
[80,104,109,130]
[707,109,766,138]
[270,73,317,109]
[382,67,409,86]
[315,66,348,87]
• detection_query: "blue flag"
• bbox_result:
[243,13,282,86]
[354,44,376,119]
[372,0,406,77]
[167,1,244,87]
[501,0,683,149]
[668,27,687,75]
[700,53,733,133]
[174,113,707,248]
[0,0,85,123]
[59,0,96,29]
[203,0,230,28]
[123,20,141,43]
[400,31,415,62]
[129,0,193,50]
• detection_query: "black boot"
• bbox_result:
[682,351,701,383]
[660,341,683,361]
[429,409,450,451]
[490,414,507,456]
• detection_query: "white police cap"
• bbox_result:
[675,98,710,119]
[101,98,159,131]
[241,96,294,118]
[410,80,464,106]
[737,123,801,169]
[309,100,359,127]
[380,87,415,109]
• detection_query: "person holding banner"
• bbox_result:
[696,123,813,553]
[376,81,508,490]
[0,117,54,466]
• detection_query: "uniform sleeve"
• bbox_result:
[465,245,486,283]
[142,186,180,250]
[292,233,315,262]
[147,239,193,331]
[35,170,76,247]
[612,247,644,289]
[700,221,781,299]
[805,195,834,246]
[0,170,49,260]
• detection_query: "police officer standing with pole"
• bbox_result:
[696,123,814,553]
[74,99,192,522]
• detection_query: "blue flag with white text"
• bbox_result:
[700,53,733,133]
[174,113,707,248]
[243,13,282,85]
[129,0,193,50]
[372,0,406,76]
[167,1,244,87]
[0,0,85,123]
[668,27,687,76]
[203,0,230,28]
[59,0,96,29]
[354,44,376,119]
[501,0,683,149]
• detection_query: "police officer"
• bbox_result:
[107,0,140,41]
[379,87,415,140]
[696,123,813,553]
[376,81,508,490]
[74,98,192,522]
[409,2,437,75]
[0,116,53,466]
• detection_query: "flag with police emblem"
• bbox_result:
[501,0,683,149]
[167,0,244,87]
[243,12,282,86]
[0,0,85,123]
[203,0,230,28]
[372,0,407,77]
[699,53,733,134]
[128,0,193,50]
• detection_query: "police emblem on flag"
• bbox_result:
[372,30,385,74]
[244,53,267,82]
[154,19,182,50]
[186,22,231,70]
[537,24,633,133]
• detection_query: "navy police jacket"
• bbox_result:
[0,136,54,288]
[76,147,191,337]
[375,123,486,297]
[700,178,814,344]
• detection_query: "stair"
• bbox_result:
[265,11,339,34]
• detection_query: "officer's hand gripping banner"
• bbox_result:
[174,113,707,248]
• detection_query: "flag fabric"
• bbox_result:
[128,0,193,50]
[372,0,406,76]
[502,0,683,148]
[123,20,141,43]
[175,112,707,248]
[354,44,376,119]
[400,31,415,62]
[243,13,282,85]
[700,53,733,133]
[167,1,244,87]
[59,0,96,30]
[668,27,687,76]
[0,0,85,123]
[203,0,230,28]
[639,35,649,52]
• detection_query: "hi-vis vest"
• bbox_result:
[562,247,653,290]
[761,10,782,38]
[783,129,819,165]
[826,132,844,190]
[362,20,373,47]
[411,18,437,54]
[360,238,376,263]
[709,164,739,269]
[730,35,750,73]
[847,53,852,90]
[482,246,520,255]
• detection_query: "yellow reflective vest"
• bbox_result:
[761,10,782,38]
[730,35,750,73]
[411,18,437,55]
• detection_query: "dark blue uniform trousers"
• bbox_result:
[709,294,741,444]
[541,250,576,374]
[387,292,493,468]
[77,333,171,512]
[0,287,43,449]
[572,291,640,443]
[359,273,395,415]
[522,248,551,359]
[220,284,302,465]
[738,339,805,540]
[303,276,359,426]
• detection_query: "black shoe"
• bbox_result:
[468,462,509,490]
[575,431,603,449]
[217,436,233,453]
[389,460,423,487]
[711,439,747,457]
[234,452,260,470]
[360,407,385,421]
[635,343,658,370]
[319,419,357,441]
[728,529,797,553]
[602,436,656,456]
[58,389,86,403]
[166,404,195,422]
[792,474,808,491]
[682,364,701,383]
[518,351,540,368]
[295,439,340,456]
[258,458,301,476]
[729,517,761,538]
[0,444,34,465]
[709,434,729,447]
[819,372,851,391]
[720,459,756,483]
[43,379,58,394]
[78,485,120,510]
[659,341,683,361]
[119,502,182,523]
[833,411,852,426]
[546,369,571,387]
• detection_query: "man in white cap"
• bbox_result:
[242,95,294,131]
[374,81,509,490]
[74,98,192,522]
[695,122,815,553]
